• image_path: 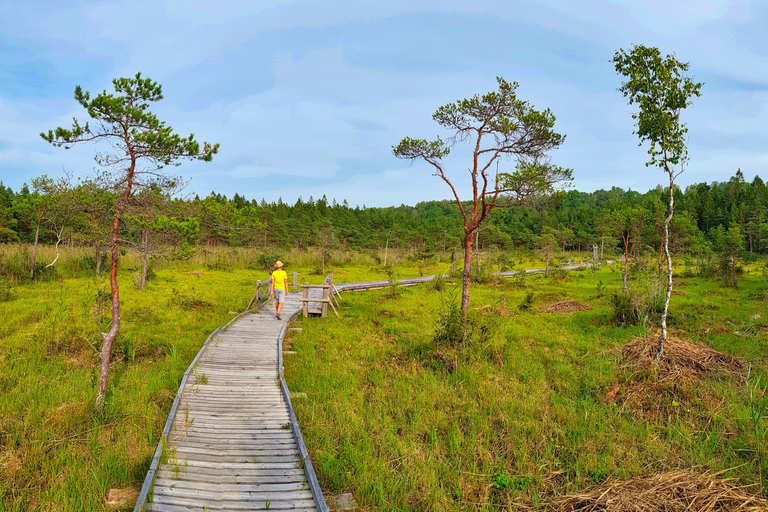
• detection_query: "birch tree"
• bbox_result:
[613,45,702,361]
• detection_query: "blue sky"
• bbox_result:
[1,0,766,207]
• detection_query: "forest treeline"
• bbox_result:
[0,169,767,268]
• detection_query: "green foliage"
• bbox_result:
[613,45,703,171]
[471,263,495,284]
[746,368,768,438]
[256,252,283,273]
[41,73,219,166]
[433,292,498,348]
[611,282,664,327]
[80,253,109,272]
[0,280,14,302]
[518,291,534,311]
[492,471,531,491]
[387,270,401,299]
[428,273,445,292]
[0,227,19,243]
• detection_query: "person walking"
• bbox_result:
[269,260,289,320]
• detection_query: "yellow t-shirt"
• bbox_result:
[272,269,288,290]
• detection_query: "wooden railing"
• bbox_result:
[300,273,341,318]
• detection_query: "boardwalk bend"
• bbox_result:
[135,263,606,510]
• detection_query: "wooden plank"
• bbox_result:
[138,296,325,512]
[151,486,314,500]
[153,479,309,493]
[150,496,316,511]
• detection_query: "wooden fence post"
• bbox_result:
[302,282,309,317]
[292,272,298,293]
[246,280,261,311]
[321,285,329,317]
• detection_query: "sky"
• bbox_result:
[1,0,766,207]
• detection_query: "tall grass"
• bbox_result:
[284,267,768,510]
[0,264,267,509]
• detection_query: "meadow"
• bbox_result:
[283,263,768,510]
[0,243,766,510]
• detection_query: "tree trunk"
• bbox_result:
[96,158,135,409]
[623,240,629,293]
[474,229,480,272]
[731,254,736,288]
[461,231,473,311]
[600,238,604,260]
[545,250,550,277]
[322,247,326,275]
[97,210,122,408]
[30,207,46,279]
[140,227,148,291]
[655,175,675,363]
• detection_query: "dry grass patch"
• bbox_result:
[547,469,768,512]
[606,335,745,419]
[620,334,744,378]
[542,300,592,313]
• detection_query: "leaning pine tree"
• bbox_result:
[613,45,702,362]
[393,77,571,312]
[42,73,218,408]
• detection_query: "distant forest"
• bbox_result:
[1,170,767,264]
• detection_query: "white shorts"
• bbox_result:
[274,289,286,303]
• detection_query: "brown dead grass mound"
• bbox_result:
[620,335,744,377]
[542,300,592,313]
[548,470,768,512]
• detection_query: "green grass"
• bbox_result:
[1,243,766,510]
[284,266,768,510]
[0,244,451,510]
[0,264,272,509]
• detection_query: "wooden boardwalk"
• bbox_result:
[135,293,326,511]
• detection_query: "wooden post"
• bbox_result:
[292,272,298,293]
[246,280,261,311]
[321,285,329,317]
[302,282,309,317]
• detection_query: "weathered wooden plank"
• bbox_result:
[138,296,325,512]
[152,485,314,500]
[150,496,316,511]
[156,468,307,482]
[173,445,300,457]
[154,479,309,493]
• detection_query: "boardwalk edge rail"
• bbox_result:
[133,309,255,511]
[278,313,329,512]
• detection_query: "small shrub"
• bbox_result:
[472,264,495,284]
[549,259,568,279]
[80,253,109,272]
[253,252,283,273]
[518,291,534,311]
[0,280,14,302]
[492,471,531,491]
[433,293,498,348]
[387,270,401,299]
[611,291,639,327]
[428,273,445,292]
